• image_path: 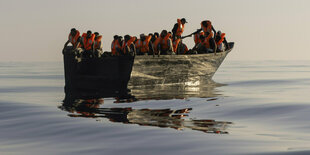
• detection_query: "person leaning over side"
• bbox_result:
[122,35,136,56]
[172,18,187,39]
[93,32,103,57]
[63,28,80,53]
[215,31,230,52]
[157,30,173,55]
[80,30,95,58]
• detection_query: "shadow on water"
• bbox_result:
[60,78,232,134]
[59,98,232,134]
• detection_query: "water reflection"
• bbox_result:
[59,98,232,134]
[129,79,226,100]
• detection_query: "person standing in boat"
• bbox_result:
[93,32,103,57]
[200,20,217,38]
[156,30,173,55]
[111,35,122,56]
[135,34,154,55]
[215,31,230,52]
[172,18,187,39]
[63,28,80,53]
[80,30,95,58]
[121,35,136,56]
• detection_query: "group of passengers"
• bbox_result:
[63,18,230,58]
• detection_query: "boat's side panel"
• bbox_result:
[63,48,134,98]
[129,49,231,86]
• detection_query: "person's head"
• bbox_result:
[118,36,123,41]
[201,21,208,27]
[180,18,187,24]
[124,35,131,42]
[140,34,146,41]
[94,32,99,37]
[160,30,168,38]
[86,30,92,38]
[154,32,159,38]
[148,33,153,37]
[70,28,76,35]
[217,31,222,36]
[113,35,119,40]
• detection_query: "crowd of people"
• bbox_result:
[63,18,230,58]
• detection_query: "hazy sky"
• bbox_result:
[1,0,309,61]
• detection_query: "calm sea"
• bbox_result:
[0,60,310,155]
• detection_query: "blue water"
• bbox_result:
[1,60,310,155]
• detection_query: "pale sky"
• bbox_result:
[0,0,309,61]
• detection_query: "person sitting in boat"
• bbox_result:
[195,34,217,54]
[63,28,80,53]
[193,30,205,48]
[135,34,154,55]
[80,30,95,58]
[178,42,189,54]
[121,35,136,56]
[151,32,159,43]
[111,35,122,56]
[93,32,103,57]
[172,18,187,39]
[215,31,230,52]
[156,30,173,55]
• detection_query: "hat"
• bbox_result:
[181,18,187,23]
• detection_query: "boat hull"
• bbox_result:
[129,42,234,86]
[63,48,134,99]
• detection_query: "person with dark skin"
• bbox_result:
[93,32,103,57]
[195,34,217,54]
[157,30,173,55]
[215,31,230,52]
[80,30,95,58]
[151,32,159,43]
[122,35,136,56]
[136,34,154,55]
[63,28,80,53]
[200,20,217,38]
[172,18,187,39]
[111,35,122,56]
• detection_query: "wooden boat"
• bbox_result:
[129,42,234,86]
[63,42,234,99]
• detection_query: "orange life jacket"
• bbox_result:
[111,39,121,56]
[201,38,211,49]
[136,36,152,53]
[94,35,102,49]
[194,32,205,44]
[216,33,226,45]
[201,20,212,35]
[172,38,181,53]
[122,37,135,54]
[81,33,95,50]
[153,37,161,54]
[68,30,80,47]
[176,19,185,37]
[159,33,171,51]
